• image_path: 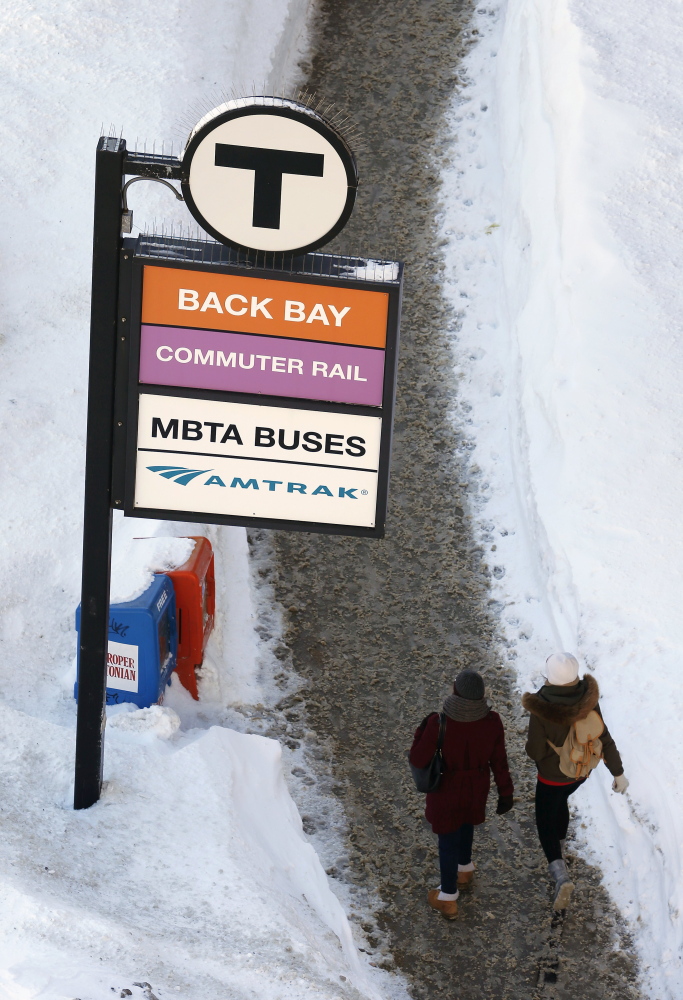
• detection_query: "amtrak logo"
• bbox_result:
[146,464,363,498]
[147,465,211,485]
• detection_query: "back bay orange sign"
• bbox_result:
[141,265,389,348]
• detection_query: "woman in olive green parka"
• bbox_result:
[522,652,628,910]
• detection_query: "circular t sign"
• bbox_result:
[181,98,358,256]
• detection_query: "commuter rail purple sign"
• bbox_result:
[139,325,385,406]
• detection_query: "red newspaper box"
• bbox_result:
[162,536,215,699]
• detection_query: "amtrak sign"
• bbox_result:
[134,393,382,528]
[181,98,358,254]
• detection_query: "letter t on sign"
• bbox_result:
[214,144,324,229]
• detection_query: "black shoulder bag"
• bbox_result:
[409,713,447,793]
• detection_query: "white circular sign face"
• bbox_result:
[182,100,357,255]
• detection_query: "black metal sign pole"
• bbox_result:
[74,137,126,809]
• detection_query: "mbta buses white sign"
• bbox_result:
[133,393,382,528]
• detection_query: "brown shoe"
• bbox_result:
[457,869,475,888]
[428,889,458,920]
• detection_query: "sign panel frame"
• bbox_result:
[113,240,402,539]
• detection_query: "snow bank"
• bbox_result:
[442,0,683,994]
[0,0,313,719]
[0,700,373,998]
[0,1,399,996]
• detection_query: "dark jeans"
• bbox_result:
[535,778,585,863]
[438,824,475,894]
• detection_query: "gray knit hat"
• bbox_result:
[454,670,485,701]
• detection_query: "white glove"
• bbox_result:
[612,774,629,794]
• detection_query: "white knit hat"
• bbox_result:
[545,652,580,685]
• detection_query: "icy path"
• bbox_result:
[264,1,640,997]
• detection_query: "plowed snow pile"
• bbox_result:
[444,1,683,996]
[0,3,397,998]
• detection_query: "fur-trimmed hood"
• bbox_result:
[522,675,599,726]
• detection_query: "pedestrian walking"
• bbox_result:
[409,669,514,920]
[523,652,629,911]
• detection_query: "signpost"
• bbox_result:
[75,97,403,808]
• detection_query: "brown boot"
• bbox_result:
[457,868,475,888]
[427,889,458,920]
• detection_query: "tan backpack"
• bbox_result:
[547,710,604,780]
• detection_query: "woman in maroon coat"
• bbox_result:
[409,670,514,919]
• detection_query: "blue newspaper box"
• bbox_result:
[75,574,178,708]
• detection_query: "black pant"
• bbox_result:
[438,824,475,894]
[535,779,585,863]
